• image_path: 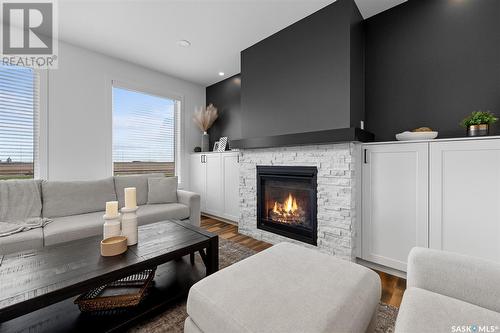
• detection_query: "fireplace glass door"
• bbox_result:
[257,166,317,245]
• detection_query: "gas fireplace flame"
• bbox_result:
[273,193,298,215]
[268,193,306,225]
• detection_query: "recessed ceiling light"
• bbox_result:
[177,40,191,48]
[218,72,225,76]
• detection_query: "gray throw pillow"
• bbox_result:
[42,177,117,218]
[147,177,178,204]
[114,173,164,207]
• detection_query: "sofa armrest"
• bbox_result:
[177,190,201,227]
[407,247,500,312]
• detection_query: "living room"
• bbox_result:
[0,0,499,332]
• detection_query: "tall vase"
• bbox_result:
[202,131,210,152]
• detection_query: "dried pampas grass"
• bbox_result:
[193,104,218,132]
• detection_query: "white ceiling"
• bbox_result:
[58,0,406,86]
[355,0,406,19]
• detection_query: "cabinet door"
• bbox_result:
[430,140,500,262]
[222,153,240,222]
[189,154,206,211]
[362,143,429,271]
[205,154,223,216]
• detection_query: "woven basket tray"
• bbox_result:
[74,268,156,313]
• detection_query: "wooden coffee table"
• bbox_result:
[0,220,218,332]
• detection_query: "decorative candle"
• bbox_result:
[124,187,137,209]
[105,201,119,218]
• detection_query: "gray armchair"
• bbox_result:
[395,247,500,333]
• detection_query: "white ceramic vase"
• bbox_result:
[121,207,138,246]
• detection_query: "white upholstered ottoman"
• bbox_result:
[185,242,381,333]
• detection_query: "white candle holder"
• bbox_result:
[103,214,121,239]
[121,207,138,246]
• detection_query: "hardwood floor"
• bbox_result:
[200,215,406,308]
[201,216,273,252]
[379,271,406,307]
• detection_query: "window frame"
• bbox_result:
[0,65,47,180]
[37,69,48,180]
[110,80,184,187]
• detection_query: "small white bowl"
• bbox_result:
[396,131,438,141]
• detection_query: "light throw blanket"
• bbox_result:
[0,179,51,237]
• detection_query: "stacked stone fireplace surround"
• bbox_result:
[238,143,359,261]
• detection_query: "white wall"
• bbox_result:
[44,41,205,186]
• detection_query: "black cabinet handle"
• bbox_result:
[364,149,368,164]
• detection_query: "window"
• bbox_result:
[112,85,180,179]
[0,64,39,180]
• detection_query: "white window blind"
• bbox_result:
[112,85,181,180]
[0,64,39,179]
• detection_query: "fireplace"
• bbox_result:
[257,166,318,245]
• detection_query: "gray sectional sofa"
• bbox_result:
[0,174,200,254]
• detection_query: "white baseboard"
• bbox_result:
[201,213,238,226]
[356,258,407,279]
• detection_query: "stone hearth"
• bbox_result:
[238,143,358,261]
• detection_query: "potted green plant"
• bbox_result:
[460,111,498,137]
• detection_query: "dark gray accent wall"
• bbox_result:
[206,74,242,147]
[240,0,364,138]
[349,2,365,130]
[365,0,500,141]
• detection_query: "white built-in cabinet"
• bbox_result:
[362,143,429,271]
[429,140,500,262]
[189,151,240,222]
[190,154,207,211]
[221,153,240,221]
[361,138,500,272]
[204,153,223,216]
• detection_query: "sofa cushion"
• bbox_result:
[396,287,500,333]
[0,228,44,254]
[0,179,42,222]
[147,177,178,204]
[44,204,190,246]
[114,173,164,208]
[43,211,104,246]
[42,178,116,218]
[187,242,381,333]
[137,203,189,226]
